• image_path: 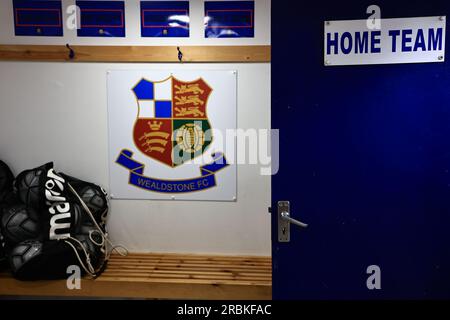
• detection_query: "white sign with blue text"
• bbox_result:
[107,70,237,201]
[324,16,446,66]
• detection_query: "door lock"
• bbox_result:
[278,201,308,242]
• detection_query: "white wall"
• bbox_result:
[0,0,271,256]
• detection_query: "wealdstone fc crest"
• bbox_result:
[115,73,230,195]
[132,76,213,167]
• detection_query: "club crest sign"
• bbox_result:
[132,76,212,167]
[108,70,237,201]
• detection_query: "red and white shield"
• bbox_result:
[132,76,213,167]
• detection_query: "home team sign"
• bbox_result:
[324,16,446,66]
[107,70,237,201]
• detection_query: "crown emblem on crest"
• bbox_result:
[148,121,163,131]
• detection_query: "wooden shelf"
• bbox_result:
[0,252,272,299]
[0,45,271,63]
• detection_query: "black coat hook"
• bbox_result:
[177,46,183,62]
[66,44,75,60]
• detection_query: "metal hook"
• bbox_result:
[177,46,183,62]
[66,44,75,60]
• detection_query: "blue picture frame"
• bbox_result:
[76,1,125,37]
[140,1,189,37]
[205,1,254,38]
[13,0,63,37]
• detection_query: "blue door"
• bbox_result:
[272,0,450,299]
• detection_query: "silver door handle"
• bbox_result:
[278,201,308,242]
[281,211,308,228]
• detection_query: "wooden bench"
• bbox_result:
[0,252,272,299]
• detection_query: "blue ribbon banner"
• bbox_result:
[116,149,228,193]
